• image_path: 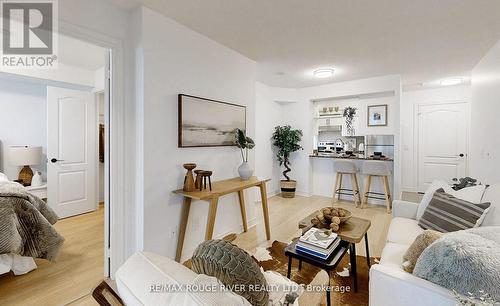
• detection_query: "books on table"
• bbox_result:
[296,228,341,260]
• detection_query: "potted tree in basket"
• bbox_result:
[272,125,303,198]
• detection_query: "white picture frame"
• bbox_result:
[367,104,388,126]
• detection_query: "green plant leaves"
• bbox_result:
[271,125,303,166]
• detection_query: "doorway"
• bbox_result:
[416,102,469,192]
[0,34,112,305]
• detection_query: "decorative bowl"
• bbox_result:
[320,207,352,223]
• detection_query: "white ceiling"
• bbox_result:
[58,34,106,70]
[107,0,500,88]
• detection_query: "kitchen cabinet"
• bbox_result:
[317,116,343,127]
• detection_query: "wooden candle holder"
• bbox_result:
[183,163,197,192]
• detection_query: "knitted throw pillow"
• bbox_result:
[402,230,443,273]
[191,239,269,306]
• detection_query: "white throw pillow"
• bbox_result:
[448,184,487,204]
[416,180,450,220]
[416,180,487,221]
[0,172,8,182]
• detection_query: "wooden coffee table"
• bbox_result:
[299,211,372,292]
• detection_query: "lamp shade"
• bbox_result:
[9,146,43,166]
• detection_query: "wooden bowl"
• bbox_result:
[337,208,352,223]
[322,207,352,223]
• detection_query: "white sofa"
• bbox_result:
[115,251,329,306]
[369,184,500,306]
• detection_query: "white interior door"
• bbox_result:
[417,102,468,192]
[47,87,97,218]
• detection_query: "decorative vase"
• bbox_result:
[31,171,42,187]
[280,180,297,198]
[238,161,253,180]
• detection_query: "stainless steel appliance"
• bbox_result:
[365,135,394,158]
[317,141,336,153]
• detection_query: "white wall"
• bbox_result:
[401,85,471,191]
[470,40,500,184]
[0,79,47,180]
[135,7,256,261]
[254,82,297,196]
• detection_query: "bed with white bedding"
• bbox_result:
[0,172,63,275]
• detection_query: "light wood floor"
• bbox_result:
[0,206,104,306]
[0,195,398,306]
[233,195,393,259]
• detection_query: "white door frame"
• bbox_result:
[59,21,127,277]
[414,100,470,192]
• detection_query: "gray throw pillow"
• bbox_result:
[418,188,490,232]
[413,226,500,301]
[191,239,268,306]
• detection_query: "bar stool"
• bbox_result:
[333,160,362,206]
[362,161,392,213]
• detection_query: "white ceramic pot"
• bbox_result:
[238,161,253,180]
[31,171,43,187]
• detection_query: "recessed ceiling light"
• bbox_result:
[440,78,463,86]
[314,68,335,79]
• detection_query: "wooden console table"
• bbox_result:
[173,176,271,262]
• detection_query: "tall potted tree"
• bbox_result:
[272,125,303,198]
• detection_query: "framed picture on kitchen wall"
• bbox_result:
[367,104,388,126]
[178,94,246,147]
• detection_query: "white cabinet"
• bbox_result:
[318,116,343,127]
[316,116,343,134]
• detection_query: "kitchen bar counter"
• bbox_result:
[309,154,394,161]
[310,154,394,205]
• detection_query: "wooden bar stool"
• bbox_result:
[333,160,362,206]
[362,161,392,213]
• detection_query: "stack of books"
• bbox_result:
[296,228,341,260]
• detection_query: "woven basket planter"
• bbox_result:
[280,180,297,198]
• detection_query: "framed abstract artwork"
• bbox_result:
[367,104,388,126]
[178,94,246,147]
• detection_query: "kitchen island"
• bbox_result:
[310,154,394,206]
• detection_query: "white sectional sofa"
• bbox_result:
[114,251,329,306]
[369,184,500,306]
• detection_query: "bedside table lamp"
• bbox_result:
[9,146,42,186]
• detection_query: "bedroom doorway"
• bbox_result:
[0,34,113,305]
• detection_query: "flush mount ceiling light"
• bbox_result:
[439,78,463,86]
[314,68,335,78]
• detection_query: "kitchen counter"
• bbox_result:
[310,154,394,205]
[309,154,394,161]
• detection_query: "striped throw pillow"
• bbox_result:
[418,188,491,233]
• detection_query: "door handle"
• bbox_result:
[50,158,65,163]
[458,153,464,157]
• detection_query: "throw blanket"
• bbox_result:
[0,182,64,261]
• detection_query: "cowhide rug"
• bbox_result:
[255,241,372,306]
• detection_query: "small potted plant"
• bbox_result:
[272,125,303,198]
[234,128,255,180]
